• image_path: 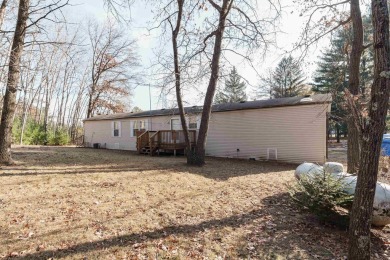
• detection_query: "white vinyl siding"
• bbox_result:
[84,103,330,163]
[205,104,329,164]
[130,121,135,137]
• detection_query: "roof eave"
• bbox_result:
[83,99,332,122]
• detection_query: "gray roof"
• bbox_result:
[83,94,331,122]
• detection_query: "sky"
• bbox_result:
[64,0,339,111]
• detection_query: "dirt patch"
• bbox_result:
[0,146,389,259]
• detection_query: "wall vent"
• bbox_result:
[267,148,278,160]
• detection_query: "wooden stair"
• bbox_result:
[140,146,150,155]
[137,130,197,156]
[139,146,160,155]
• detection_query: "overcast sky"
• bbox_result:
[64,0,340,110]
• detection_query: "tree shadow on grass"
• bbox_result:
[8,192,387,259]
[3,147,296,180]
[174,157,297,180]
[239,193,388,259]
[10,209,267,259]
[0,165,151,177]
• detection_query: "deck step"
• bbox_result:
[140,146,152,155]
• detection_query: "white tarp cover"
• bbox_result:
[295,162,390,226]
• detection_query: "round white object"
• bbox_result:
[295,162,390,226]
[324,162,344,174]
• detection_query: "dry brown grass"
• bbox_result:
[0,146,389,259]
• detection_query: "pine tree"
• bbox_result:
[312,17,374,143]
[312,28,350,142]
[258,56,307,99]
[214,67,247,104]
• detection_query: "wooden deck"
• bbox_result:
[137,130,196,155]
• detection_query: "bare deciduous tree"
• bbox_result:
[86,20,138,118]
[170,0,192,152]
[346,0,364,174]
[347,0,390,258]
[153,0,280,165]
[191,0,234,165]
[0,0,30,165]
[0,0,9,29]
[295,0,371,173]
[0,0,70,163]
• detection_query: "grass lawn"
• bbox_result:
[0,146,389,259]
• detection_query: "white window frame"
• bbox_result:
[188,115,199,129]
[111,121,121,137]
[130,119,147,137]
[170,118,182,130]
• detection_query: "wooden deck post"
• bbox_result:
[139,130,195,156]
[149,131,153,156]
[173,130,177,157]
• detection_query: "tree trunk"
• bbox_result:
[0,0,8,29]
[348,0,390,258]
[171,0,192,157]
[336,123,340,143]
[43,82,50,143]
[87,86,95,118]
[188,0,233,166]
[0,0,30,165]
[347,121,360,173]
[20,88,28,145]
[347,0,364,174]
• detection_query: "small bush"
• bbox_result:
[24,121,47,145]
[47,128,70,146]
[12,117,22,144]
[288,170,354,226]
[12,117,70,146]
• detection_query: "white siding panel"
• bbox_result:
[84,115,174,151]
[206,104,329,164]
[84,103,329,163]
[130,121,135,137]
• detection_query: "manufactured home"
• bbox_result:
[83,94,331,164]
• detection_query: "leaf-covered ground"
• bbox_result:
[0,146,389,259]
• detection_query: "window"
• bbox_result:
[131,120,147,137]
[189,122,197,129]
[171,118,182,130]
[188,116,198,129]
[112,121,121,137]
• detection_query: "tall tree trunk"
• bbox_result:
[188,0,233,166]
[87,87,95,118]
[0,0,8,29]
[43,80,50,143]
[336,123,340,143]
[171,0,192,155]
[20,87,28,145]
[0,0,30,165]
[347,0,364,174]
[348,0,390,258]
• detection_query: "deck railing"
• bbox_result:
[137,130,197,154]
[136,131,156,153]
[149,131,160,152]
